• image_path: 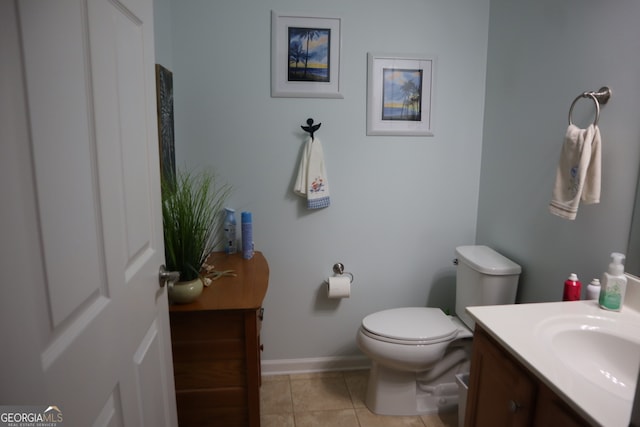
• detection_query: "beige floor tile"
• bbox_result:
[289,371,344,381]
[355,407,426,427]
[421,411,458,427]
[294,409,360,427]
[261,378,293,414]
[262,374,290,383]
[261,368,460,427]
[343,370,368,408]
[290,377,354,412]
[261,413,295,427]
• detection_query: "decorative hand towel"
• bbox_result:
[293,137,330,209]
[549,124,602,220]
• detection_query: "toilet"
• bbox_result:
[356,245,521,416]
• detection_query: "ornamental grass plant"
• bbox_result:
[162,168,231,282]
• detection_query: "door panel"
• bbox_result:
[93,392,125,427]
[2,0,177,425]
[20,0,105,328]
[134,320,174,426]
[112,5,155,261]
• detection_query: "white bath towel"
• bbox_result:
[549,124,601,220]
[293,137,331,209]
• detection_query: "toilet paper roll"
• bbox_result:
[327,276,351,299]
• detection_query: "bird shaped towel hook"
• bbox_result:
[301,118,321,141]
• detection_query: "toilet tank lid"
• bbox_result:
[455,245,521,275]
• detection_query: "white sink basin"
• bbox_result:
[535,314,640,401]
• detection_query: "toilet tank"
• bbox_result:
[454,245,522,331]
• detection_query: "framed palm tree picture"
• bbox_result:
[271,11,343,98]
[367,53,436,136]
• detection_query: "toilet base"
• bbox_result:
[365,361,465,416]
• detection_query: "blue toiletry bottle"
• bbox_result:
[223,208,237,254]
[241,211,253,260]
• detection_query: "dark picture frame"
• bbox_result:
[287,27,331,83]
[155,64,176,184]
[381,68,423,121]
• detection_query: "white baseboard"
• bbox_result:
[261,355,371,376]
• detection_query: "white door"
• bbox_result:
[0,1,178,426]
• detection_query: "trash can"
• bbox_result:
[455,373,469,427]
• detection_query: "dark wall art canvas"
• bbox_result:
[287,27,331,82]
[155,64,176,184]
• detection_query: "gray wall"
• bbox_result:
[153,0,173,69]
[154,0,640,362]
[159,0,491,360]
[477,0,640,303]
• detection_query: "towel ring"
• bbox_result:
[568,86,611,126]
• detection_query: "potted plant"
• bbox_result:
[162,168,231,303]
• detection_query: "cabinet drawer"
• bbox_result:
[172,339,244,362]
[174,358,246,389]
[176,388,248,427]
[170,311,244,342]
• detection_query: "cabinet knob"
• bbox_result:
[508,400,522,412]
[260,344,264,351]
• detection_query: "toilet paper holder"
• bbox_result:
[328,262,354,283]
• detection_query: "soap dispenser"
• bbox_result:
[599,252,627,311]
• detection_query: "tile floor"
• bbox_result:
[260,370,458,427]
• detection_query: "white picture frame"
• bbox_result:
[367,53,435,136]
[271,11,343,99]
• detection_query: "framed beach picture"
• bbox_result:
[271,11,343,98]
[367,53,435,136]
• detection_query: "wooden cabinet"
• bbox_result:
[169,252,269,427]
[464,326,536,426]
[533,382,589,427]
[465,326,589,427]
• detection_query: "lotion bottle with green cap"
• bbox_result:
[599,252,627,311]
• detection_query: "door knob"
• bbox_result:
[159,265,180,288]
[508,400,522,412]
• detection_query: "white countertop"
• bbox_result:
[467,276,640,427]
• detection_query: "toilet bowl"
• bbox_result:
[357,245,521,416]
[357,307,473,415]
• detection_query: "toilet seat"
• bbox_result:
[361,307,459,345]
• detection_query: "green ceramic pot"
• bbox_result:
[168,278,203,304]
